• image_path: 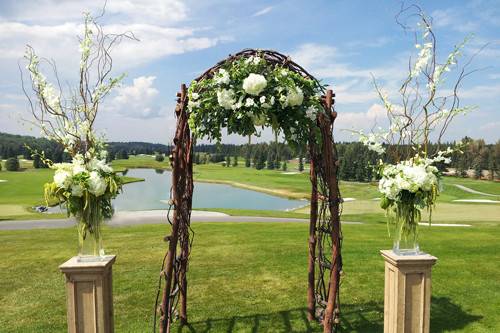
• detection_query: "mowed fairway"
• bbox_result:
[0,222,498,332]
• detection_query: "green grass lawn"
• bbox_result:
[0,222,498,332]
[111,154,171,170]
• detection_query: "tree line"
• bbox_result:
[1,132,498,180]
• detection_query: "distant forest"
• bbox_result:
[1,132,499,181]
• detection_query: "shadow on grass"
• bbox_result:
[430,296,483,332]
[173,297,481,332]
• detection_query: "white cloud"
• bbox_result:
[290,43,405,81]
[336,103,388,134]
[0,21,221,73]
[431,9,479,33]
[0,0,188,25]
[480,121,500,131]
[290,43,404,107]
[448,84,500,100]
[252,6,274,17]
[109,76,162,119]
[346,37,391,49]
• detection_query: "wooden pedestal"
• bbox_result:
[59,255,116,333]
[381,250,437,333]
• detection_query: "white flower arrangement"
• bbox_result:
[350,10,478,253]
[23,12,133,257]
[187,52,325,146]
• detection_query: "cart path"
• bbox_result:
[0,210,363,230]
[0,209,473,230]
[454,184,499,197]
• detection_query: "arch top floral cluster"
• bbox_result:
[187,54,325,146]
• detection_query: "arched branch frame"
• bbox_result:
[155,49,343,333]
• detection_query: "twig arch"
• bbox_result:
[155,49,343,333]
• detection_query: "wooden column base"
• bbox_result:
[381,250,437,333]
[59,255,116,333]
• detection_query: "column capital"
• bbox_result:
[380,250,437,268]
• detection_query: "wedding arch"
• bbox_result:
[155,49,343,333]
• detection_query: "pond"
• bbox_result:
[112,168,306,211]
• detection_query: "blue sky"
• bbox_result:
[0,0,499,144]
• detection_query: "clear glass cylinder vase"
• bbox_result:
[77,217,105,262]
[392,215,420,256]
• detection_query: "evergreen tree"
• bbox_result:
[155,153,165,162]
[5,157,20,171]
[225,155,231,167]
[298,154,304,172]
[267,150,275,170]
[256,148,266,170]
[233,155,238,167]
[281,161,287,171]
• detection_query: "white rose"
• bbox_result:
[88,171,107,197]
[242,73,267,95]
[245,98,255,107]
[260,96,266,104]
[217,89,236,110]
[191,92,199,100]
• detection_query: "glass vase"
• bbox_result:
[77,217,105,262]
[392,216,420,256]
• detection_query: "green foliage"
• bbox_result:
[5,157,20,171]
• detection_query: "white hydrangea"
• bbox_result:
[242,73,267,95]
[88,171,107,197]
[286,86,304,107]
[89,158,113,173]
[379,158,440,201]
[217,89,236,110]
[71,184,84,197]
[54,170,72,189]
